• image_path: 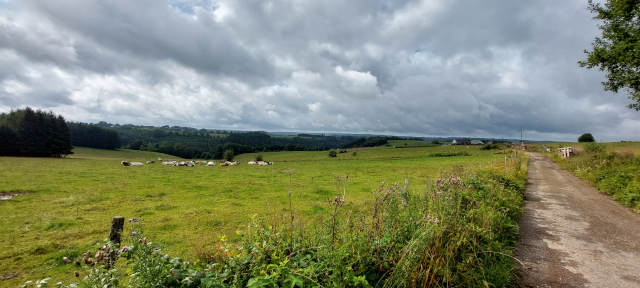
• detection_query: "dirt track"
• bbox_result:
[515,152,640,288]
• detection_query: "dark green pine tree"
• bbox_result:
[0,125,18,156]
[54,114,73,156]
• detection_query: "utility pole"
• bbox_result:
[521,126,523,144]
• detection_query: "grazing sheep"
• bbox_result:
[157,158,162,161]
[130,162,144,166]
[206,161,216,166]
[195,161,208,165]
[147,161,156,164]
[248,161,257,165]
[268,162,274,165]
[258,162,269,166]
[220,163,228,166]
[162,161,176,166]
[229,162,239,166]
[121,161,130,166]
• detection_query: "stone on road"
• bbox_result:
[516,152,640,288]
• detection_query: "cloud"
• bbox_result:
[0,0,638,141]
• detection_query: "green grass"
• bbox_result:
[0,145,519,286]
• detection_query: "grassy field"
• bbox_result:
[1,145,519,286]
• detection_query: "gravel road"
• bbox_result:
[515,152,640,288]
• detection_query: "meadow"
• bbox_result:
[1,144,520,286]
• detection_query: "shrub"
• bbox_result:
[583,142,605,154]
[328,150,337,157]
[255,154,263,161]
[480,143,499,150]
[578,133,595,142]
[352,151,358,157]
[224,149,235,161]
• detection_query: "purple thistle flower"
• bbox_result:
[132,231,137,236]
[121,246,129,252]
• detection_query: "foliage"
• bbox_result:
[480,143,500,150]
[26,156,528,287]
[67,122,121,150]
[255,154,263,162]
[583,142,606,153]
[223,150,235,161]
[431,139,441,145]
[352,151,358,157]
[328,150,337,157]
[553,149,640,211]
[578,133,595,143]
[340,136,388,149]
[0,107,73,157]
[579,0,640,110]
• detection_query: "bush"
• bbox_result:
[480,143,499,150]
[224,149,235,161]
[583,142,605,154]
[578,133,595,142]
[352,151,358,157]
[328,150,337,157]
[255,154,263,161]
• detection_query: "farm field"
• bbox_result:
[1,145,516,286]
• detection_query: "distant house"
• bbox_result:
[452,138,471,145]
[470,140,484,145]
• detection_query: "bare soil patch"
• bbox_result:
[516,152,640,287]
[0,190,35,200]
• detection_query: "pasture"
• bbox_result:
[1,145,515,285]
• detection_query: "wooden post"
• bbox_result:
[109,216,125,244]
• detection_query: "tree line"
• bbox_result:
[0,110,422,159]
[67,122,121,150]
[0,107,73,157]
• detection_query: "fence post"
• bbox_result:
[109,216,125,244]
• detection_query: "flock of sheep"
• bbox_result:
[120,158,274,167]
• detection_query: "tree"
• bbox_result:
[224,149,235,161]
[578,133,596,142]
[129,139,144,150]
[579,0,640,110]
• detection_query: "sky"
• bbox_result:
[0,0,638,142]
